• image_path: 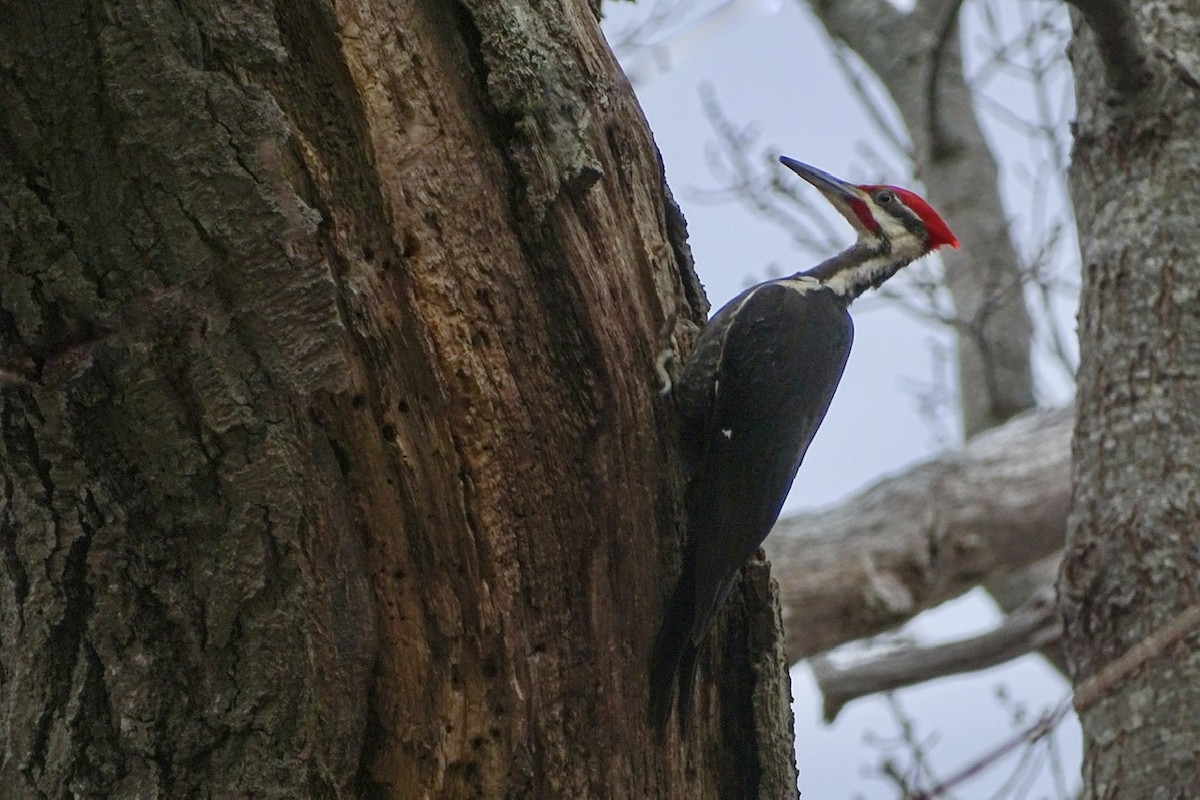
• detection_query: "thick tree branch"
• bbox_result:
[766,407,1070,661]
[810,587,1059,721]
[807,0,903,78]
[1063,0,1155,102]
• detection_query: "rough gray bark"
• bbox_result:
[1059,1,1200,795]
[768,406,1070,659]
[0,1,796,797]
[804,0,1037,439]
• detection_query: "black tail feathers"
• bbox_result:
[649,558,699,736]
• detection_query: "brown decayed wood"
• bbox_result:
[0,0,798,797]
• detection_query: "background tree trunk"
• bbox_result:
[1060,0,1200,794]
[0,1,796,797]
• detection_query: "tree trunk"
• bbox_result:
[1060,0,1200,794]
[0,1,796,797]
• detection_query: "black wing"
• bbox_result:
[652,280,853,730]
[687,282,853,645]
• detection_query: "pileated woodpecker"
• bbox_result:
[652,157,959,729]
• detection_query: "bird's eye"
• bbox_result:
[876,190,894,204]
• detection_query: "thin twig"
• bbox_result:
[910,700,1072,800]
[829,43,912,160]
[912,603,1200,799]
[1073,604,1200,712]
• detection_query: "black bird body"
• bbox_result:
[651,158,959,730]
[678,279,852,643]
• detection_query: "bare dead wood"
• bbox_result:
[766,407,1070,661]
[744,561,802,800]
[811,586,1060,722]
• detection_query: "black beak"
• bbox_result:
[779,157,860,202]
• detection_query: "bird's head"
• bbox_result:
[780,156,958,298]
[780,156,958,256]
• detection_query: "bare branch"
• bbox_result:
[609,0,758,86]
[811,587,1059,722]
[901,603,1200,798]
[871,695,950,793]
[984,553,1068,675]
[924,0,968,158]
[606,0,691,56]
[767,407,1070,661]
[695,87,845,256]
[802,0,1039,436]
[1063,0,1156,102]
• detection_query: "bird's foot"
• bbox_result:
[655,312,700,395]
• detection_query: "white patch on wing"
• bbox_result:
[723,285,764,324]
[710,285,762,403]
[721,429,733,439]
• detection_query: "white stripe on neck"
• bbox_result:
[823,253,904,299]
[823,235,927,300]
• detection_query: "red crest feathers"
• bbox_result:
[889,187,960,250]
